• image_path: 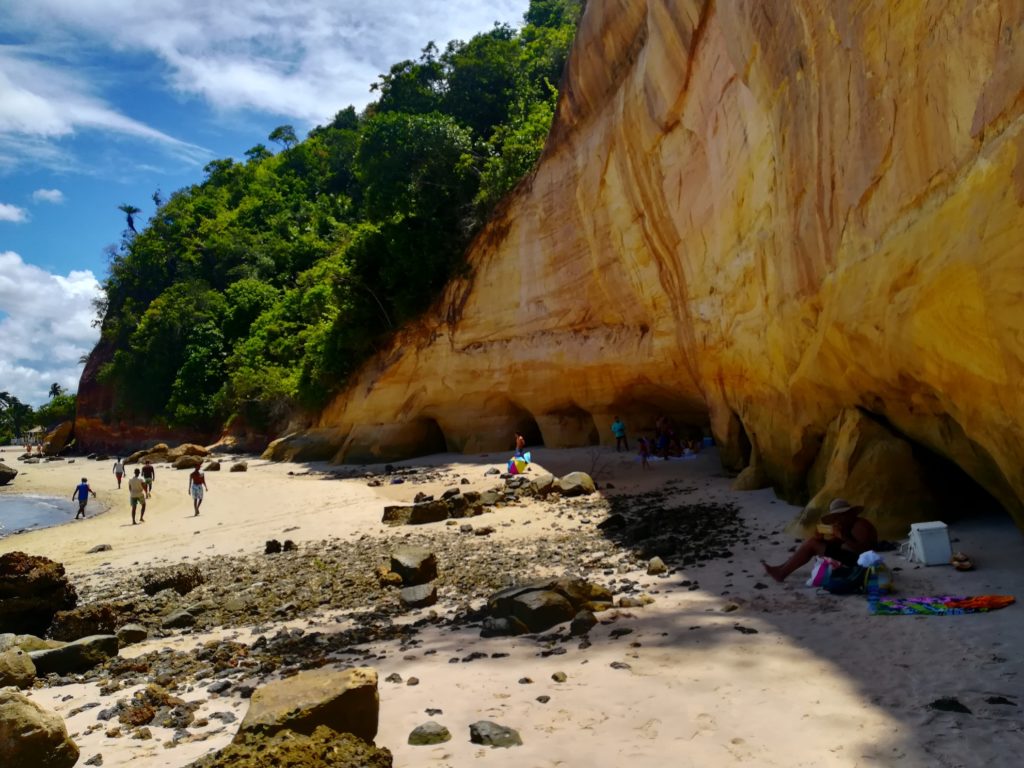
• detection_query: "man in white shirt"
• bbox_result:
[128,468,147,525]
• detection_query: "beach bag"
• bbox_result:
[806,557,837,588]
[823,565,868,595]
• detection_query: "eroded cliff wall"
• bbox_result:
[271,0,1024,533]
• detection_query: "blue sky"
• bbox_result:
[0,0,529,405]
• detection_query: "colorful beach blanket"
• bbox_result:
[870,595,1015,616]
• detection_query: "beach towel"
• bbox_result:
[870,595,1015,616]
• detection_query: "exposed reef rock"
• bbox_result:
[271,1,1024,532]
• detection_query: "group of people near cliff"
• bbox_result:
[72,457,208,525]
[610,415,704,469]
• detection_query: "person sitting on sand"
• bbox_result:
[188,465,208,516]
[112,457,125,489]
[762,498,878,583]
[128,468,146,525]
[71,477,96,519]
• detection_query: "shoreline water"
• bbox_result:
[0,493,84,538]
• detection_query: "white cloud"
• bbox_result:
[0,203,29,222]
[3,1,529,124]
[0,250,101,406]
[32,188,65,204]
[0,45,209,172]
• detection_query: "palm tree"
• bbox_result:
[49,382,64,399]
[118,203,142,234]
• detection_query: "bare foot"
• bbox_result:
[761,560,785,583]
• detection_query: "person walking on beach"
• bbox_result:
[112,457,125,489]
[514,432,526,458]
[71,477,96,519]
[128,468,146,525]
[141,460,155,498]
[188,465,207,516]
[611,416,629,452]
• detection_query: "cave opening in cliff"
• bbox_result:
[539,405,600,447]
[508,406,544,448]
[858,410,1006,522]
[407,417,448,458]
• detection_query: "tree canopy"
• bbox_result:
[91,0,583,434]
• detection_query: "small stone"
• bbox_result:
[406,677,419,686]
[570,610,597,636]
[610,661,631,670]
[385,673,403,684]
[721,602,740,613]
[85,755,103,766]
[551,671,567,683]
[87,544,112,554]
[647,557,668,575]
[206,680,231,694]
[408,721,452,745]
[536,695,551,704]
[459,524,473,534]
[518,677,533,684]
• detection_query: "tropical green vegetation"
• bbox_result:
[0,387,77,445]
[92,0,581,434]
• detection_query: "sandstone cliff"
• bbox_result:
[267,0,1024,535]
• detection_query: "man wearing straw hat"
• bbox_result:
[762,498,878,583]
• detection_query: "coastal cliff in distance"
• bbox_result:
[267,0,1024,535]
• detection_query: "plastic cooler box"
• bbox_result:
[908,521,952,566]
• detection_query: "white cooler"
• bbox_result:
[908,521,952,566]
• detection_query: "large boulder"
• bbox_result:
[191,725,393,768]
[141,564,204,596]
[0,690,79,768]
[0,552,77,636]
[486,577,613,634]
[173,455,203,470]
[556,472,596,497]
[237,667,379,744]
[48,602,124,641]
[0,461,17,486]
[166,443,210,460]
[389,547,437,586]
[399,584,438,609]
[29,634,119,675]
[0,648,36,688]
[41,422,73,456]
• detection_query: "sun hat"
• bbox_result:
[820,497,863,523]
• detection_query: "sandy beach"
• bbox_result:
[2,446,1023,767]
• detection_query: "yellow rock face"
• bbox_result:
[293,1,1024,528]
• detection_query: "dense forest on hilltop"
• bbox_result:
[91,0,582,435]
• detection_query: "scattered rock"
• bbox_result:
[469,720,522,748]
[0,648,36,688]
[647,556,668,575]
[570,610,597,636]
[408,721,451,745]
[0,461,17,486]
[536,695,551,704]
[0,551,78,636]
[551,671,567,683]
[192,725,393,768]
[928,697,972,714]
[389,547,437,586]
[400,584,438,610]
[205,461,221,471]
[86,544,112,554]
[0,690,79,768]
[556,472,596,497]
[28,634,119,675]
[162,610,196,630]
[265,540,282,555]
[486,577,613,635]
[49,603,122,641]
[142,564,204,596]
[173,455,203,470]
[236,667,379,743]
[229,462,248,472]
[84,755,103,766]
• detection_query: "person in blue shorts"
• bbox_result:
[71,477,96,519]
